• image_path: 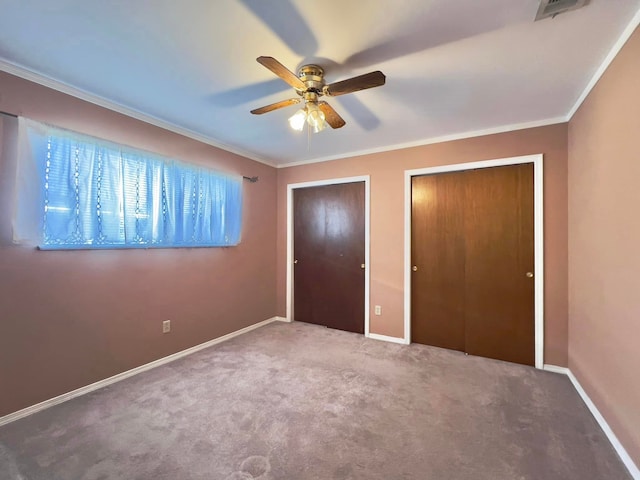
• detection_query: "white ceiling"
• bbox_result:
[0,0,639,167]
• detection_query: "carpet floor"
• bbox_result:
[0,321,631,480]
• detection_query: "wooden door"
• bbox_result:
[411,164,535,366]
[411,172,466,351]
[293,182,365,334]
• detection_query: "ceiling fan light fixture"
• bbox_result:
[306,103,327,133]
[310,115,328,133]
[288,108,307,131]
[312,121,327,133]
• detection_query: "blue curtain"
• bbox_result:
[15,118,242,249]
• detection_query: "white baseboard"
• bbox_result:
[367,332,410,345]
[274,316,291,323]
[543,364,570,375]
[0,316,282,427]
[567,370,640,479]
[543,364,640,479]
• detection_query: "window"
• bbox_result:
[14,118,242,249]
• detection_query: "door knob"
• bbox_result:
[412,265,418,272]
[361,264,366,269]
[294,259,298,264]
[526,271,533,278]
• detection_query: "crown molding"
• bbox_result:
[0,59,275,167]
[277,117,567,168]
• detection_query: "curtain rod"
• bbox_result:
[0,110,18,118]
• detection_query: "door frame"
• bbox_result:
[404,154,545,368]
[286,175,371,336]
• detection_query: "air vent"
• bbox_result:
[535,0,590,21]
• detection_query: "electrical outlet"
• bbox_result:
[162,320,171,333]
[374,305,382,316]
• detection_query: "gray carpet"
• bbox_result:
[0,321,631,480]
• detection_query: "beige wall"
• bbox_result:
[277,124,569,366]
[568,26,640,465]
[0,72,277,417]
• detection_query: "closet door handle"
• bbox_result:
[526,271,533,278]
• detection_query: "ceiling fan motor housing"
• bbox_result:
[297,65,325,95]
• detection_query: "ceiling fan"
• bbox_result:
[250,56,386,133]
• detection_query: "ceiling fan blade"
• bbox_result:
[257,56,306,90]
[324,71,386,97]
[250,98,301,115]
[318,102,346,129]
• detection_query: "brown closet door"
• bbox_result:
[293,182,365,334]
[411,163,535,366]
[411,172,466,351]
[464,164,534,365]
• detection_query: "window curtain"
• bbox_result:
[14,117,242,248]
